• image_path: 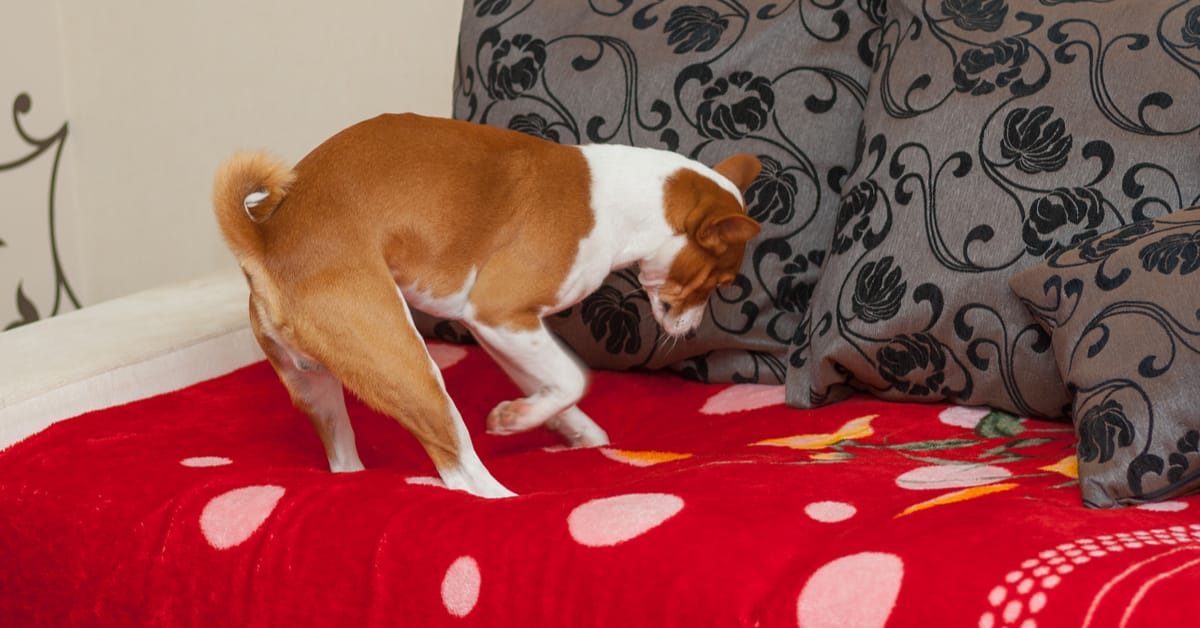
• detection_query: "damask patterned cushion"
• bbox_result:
[412,0,880,384]
[1010,208,1200,507]
[788,0,1200,416]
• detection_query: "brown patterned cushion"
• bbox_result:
[1011,207,1200,507]
[414,0,880,384]
[788,0,1200,416]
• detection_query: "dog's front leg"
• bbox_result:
[466,321,609,447]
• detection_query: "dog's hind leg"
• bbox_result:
[281,273,514,499]
[250,298,365,473]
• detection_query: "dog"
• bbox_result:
[212,114,761,498]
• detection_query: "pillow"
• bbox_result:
[412,0,880,384]
[787,0,1200,415]
[1010,207,1200,507]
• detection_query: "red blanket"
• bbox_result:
[2,342,1198,626]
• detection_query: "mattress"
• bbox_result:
[3,311,1198,625]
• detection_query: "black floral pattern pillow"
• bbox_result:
[788,0,1200,416]
[412,0,879,384]
[1010,207,1200,507]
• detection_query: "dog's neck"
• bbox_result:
[545,143,735,310]
[579,143,742,266]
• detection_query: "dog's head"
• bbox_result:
[640,153,762,337]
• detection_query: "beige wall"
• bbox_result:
[5,1,465,316]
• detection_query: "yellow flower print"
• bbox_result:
[897,483,1020,518]
[1039,455,1078,479]
[810,452,855,462]
[754,415,878,450]
[600,448,694,467]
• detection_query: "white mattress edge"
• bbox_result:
[0,326,264,450]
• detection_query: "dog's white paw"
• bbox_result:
[486,399,536,435]
[547,407,610,448]
[327,453,365,473]
[438,464,516,499]
[574,427,610,448]
[550,420,609,448]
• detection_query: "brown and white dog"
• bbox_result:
[212,114,760,498]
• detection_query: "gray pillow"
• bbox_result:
[787,0,1200,416]
[1010,207,1200,507]
[414,0,880,384]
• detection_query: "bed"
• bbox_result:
[6,0,1200,624]
[3,272,1199,626]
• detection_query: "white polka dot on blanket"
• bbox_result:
[200,485,285,550]
[700,384,786,415]
[180,456,232,468]
[804,501,857,523]
[937,406,991,429]
[426,342,468,370]
[895,464,1011,490]
[1137,500,1189,512]
[797,552,904,628]
[441,555,481,618]
[568,493,684,547]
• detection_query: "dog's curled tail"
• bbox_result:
[212,151,296,258]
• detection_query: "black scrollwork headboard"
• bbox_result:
[1,93,76,331]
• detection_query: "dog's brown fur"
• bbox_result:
[212,113,760,496]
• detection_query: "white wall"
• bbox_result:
[44,1,464,305]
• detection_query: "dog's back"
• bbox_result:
[215,114,598,322]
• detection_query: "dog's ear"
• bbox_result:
[712,154,762,194]
[698,213,761,254]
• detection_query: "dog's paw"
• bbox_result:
[546,407,610,448]
[486,399,535,435]
[549,418,610,448]
[573,428,610,448]
[328,458,366,473]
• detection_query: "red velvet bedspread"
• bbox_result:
[3,342,1199,626]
